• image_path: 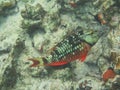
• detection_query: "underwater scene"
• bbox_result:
[0,0,120,90]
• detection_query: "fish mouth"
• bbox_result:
[28,58,40,67]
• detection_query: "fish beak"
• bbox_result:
[28,58,40,67]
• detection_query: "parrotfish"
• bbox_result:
[29,30,100,67]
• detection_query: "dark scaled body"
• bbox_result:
[45,31,90,61]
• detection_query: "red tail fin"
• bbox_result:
[28,58,40,67]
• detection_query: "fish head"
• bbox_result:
[80,28,109,45]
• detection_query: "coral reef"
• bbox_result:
[0,0,120,90]
[21,3,46,32]
[0,0,17,16]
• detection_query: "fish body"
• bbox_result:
[29,30,99,67]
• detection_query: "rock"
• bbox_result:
[0,0,17,16]
[0,36,25,90]
[42,12,61,32]
[21,3,46,32]
[21,3,45,20]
